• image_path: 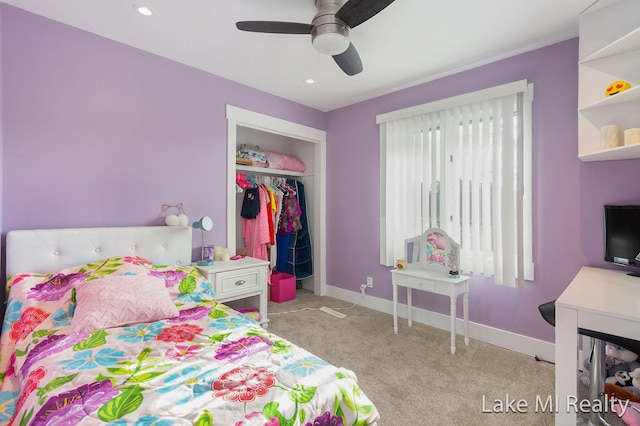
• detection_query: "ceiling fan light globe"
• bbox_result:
[312,32,349,55]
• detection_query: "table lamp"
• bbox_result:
[193,216,213,266]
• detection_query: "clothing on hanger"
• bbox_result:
[240,187,261,219]
[242,186,270,261]
[285,179,312,280]
[238,174,312,280]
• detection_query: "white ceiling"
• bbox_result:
[1,0,596,112]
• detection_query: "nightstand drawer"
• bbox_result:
[217,267,261,297]
[406,276,435,292]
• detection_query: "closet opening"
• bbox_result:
[226,105,326,296]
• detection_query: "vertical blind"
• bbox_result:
[378,81,534,287]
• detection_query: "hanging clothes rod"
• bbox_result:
[236,173,298,194]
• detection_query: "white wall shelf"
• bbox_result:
[578,85,640,112]
[578,0,640,161]
[580,27,640,63]
[579,142,640,162]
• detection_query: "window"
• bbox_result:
[378,81,534,287]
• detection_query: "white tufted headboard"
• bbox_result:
[6,226,193,277]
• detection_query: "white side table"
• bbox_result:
[195,257,270,328]
[391,268,470,354]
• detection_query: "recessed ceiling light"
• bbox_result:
[305,79,315,84]
[134,4,153,16]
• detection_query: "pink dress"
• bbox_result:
[242,186,271,261]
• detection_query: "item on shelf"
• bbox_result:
[264,151,307,172]
[601,124,621,149]
[395,258,407,270]
[161,203,189,226]
[625,128,640,146]
[237,144,268,167]
[605,80,631,97]
[214,246,230,261]
[236,157,253,166]
[203,245,215,262]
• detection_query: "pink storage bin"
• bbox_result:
[270,272,296,303]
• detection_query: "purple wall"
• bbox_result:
[0,4,324,248]
[326,38,640,342]
[2,5,640,343]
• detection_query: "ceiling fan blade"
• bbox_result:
[236,21,314,34]
[335,0,395,28]
[333,43,363,76]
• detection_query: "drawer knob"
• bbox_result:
[235,280,246,286]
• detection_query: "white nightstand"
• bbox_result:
[195,257,270,328]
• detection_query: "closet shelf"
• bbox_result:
[236,165,311,178]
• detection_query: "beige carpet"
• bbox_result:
[267,290,558,425]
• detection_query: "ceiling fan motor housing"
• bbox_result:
[235,0,395,75]
[311,0,350,55]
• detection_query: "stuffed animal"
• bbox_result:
[582,344,634,375]
[607,369,635,387]
[581,350,640,395]
[608,344,639,364]
[165,213,189,226]
[607,363,640,398]
[583,362,639,387]
[630,368,640,389]
[606,80,631,97]
[161,203,189,226]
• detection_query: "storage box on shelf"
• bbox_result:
[578,0,640,162]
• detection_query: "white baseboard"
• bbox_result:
[324,284,557,364]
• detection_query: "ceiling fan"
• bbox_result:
[236,0,395,76]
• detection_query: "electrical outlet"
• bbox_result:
[366,277,373,288]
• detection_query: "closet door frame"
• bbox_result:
[226,105,327,296]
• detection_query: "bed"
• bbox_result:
[0,226,379,425]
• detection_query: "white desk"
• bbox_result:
[555,267,640,425]
[391,268,470,354]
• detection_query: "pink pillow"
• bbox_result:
[265,151,307,172]
[71,275,179,332]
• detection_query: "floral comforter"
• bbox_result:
[0,257,379,425]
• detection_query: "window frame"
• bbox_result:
[378,80,534,286]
